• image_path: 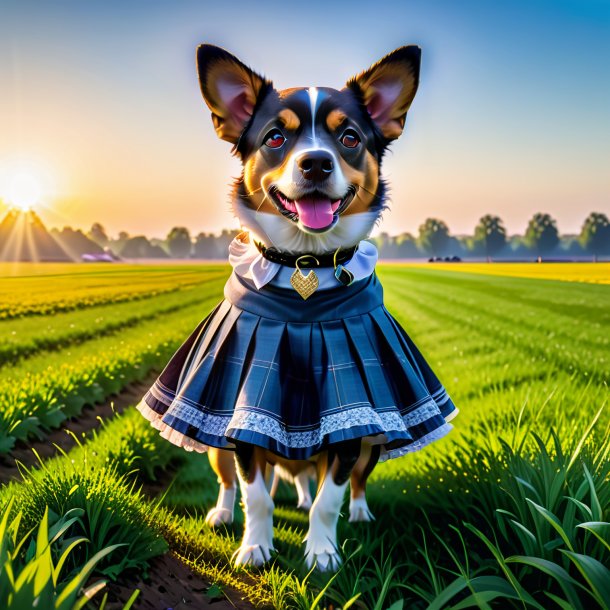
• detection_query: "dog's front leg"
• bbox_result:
[205,447,237,527]
[304,440,360,571]
[349,443,379,522]
[294,469,314,511]
[233,443,274,567]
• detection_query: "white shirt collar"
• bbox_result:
[228,232,378,290]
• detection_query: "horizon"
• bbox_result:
[1,0,609,238]
[0,204,598,241]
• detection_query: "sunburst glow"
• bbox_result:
[8,172,42,211]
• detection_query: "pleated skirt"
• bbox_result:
[136,271,458,461]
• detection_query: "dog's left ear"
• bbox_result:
[197,44,271,144]
[346,46,421,141]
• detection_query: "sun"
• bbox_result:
[8,172,42,211]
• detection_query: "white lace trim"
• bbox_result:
[226,406,402,448]
[136,400,213,454]
[138,390,458,459]
[379,422,455,461]
[168,401,231,435]
[149,380,450,429]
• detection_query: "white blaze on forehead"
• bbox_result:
[308,87,319,145]
[271,85,348,204]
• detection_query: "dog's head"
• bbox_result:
[197,45,420,253]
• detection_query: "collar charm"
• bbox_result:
[290,255,320,300]
[290,268,319,300]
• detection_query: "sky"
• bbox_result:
[0,0,609,239]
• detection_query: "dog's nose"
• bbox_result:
[296,150,334,181]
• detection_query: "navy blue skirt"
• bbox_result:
[136,271,458,461]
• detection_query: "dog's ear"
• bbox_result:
[196,44,271,144]
[346,46,421,141]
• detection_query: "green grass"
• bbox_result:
[0,499,134,610]
[0,263,608,609]
[0,277,227,453]
[0,272,227,365]
[0,406,176,609]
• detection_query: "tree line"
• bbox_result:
[85,211,609,260]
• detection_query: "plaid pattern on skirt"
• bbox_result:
[136,271,458,461]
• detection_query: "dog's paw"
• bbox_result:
[205,507,233,527]
[348,497,375,523]
[304,533,342,572]
[232,543,274,567]
[304,546,342,572]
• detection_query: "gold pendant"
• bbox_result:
[290,268,319,300]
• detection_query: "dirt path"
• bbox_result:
[103,552,256,610]
[0,372,158,484]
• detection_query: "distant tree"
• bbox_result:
[462,235,482,256]
[105,231,131,257]
[149,238,170,255]
[505,235,528,257]
[579,212,610,260]
[370,233,389,256]
[54,227,104,257]
[121,236,150,258]
[447,236,467,257]
[194,232,221,258]
[473,215,507,261]
[418,218,450,257]
[216,228,240,255]
[374,232,400,258]
[395,232,421,258]
[524,213,559,257]
[560,236,586,257]
[167,227,192,258]
[88,223,109,246]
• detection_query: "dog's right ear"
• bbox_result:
[197,44,271,144]
[346,46,421,141]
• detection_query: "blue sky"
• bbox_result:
[1,0,609,237]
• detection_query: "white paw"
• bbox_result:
[235,470,274,568]
[205,507,233,527]
[349,497,375,522]
[304,513,343,572]
[304,542,342,572]
[232,543,274,567]
[304,473,347,573]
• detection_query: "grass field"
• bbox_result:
[408,262,610,285]
[0,262,608,609]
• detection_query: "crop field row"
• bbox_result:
[0,275,229,365]
[0,280,228,453]
[415,262,610,284]
[0,262,608,610]
[0,263,228,319]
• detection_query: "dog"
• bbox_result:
[203,445,375,526]
[195,43,421,571]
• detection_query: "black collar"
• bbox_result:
[253,240,358,268]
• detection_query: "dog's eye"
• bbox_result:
[340,129,361,149]
[264,129,286,149]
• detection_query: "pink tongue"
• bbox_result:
[294,198,336,229]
